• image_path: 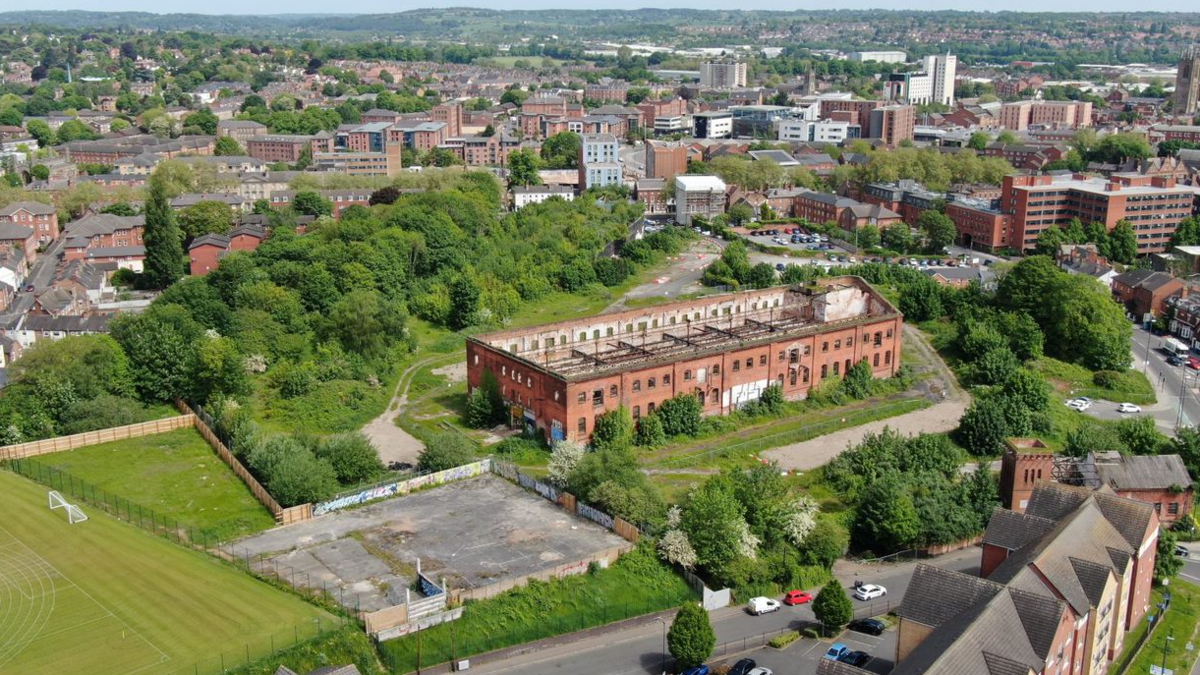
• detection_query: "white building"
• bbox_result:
[699,61,748,89]
[675,175,727,225]
[850,51,908,64]
[886,53,957,107]
[693,111,733,139]
[511,185,576,210]
[777,119,853,143]
[579,133,622,190]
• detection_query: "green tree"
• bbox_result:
[635,413,667,448]
[109,305,201,402]
[1001,368,1050,412]
[996,130,1018,145]
[899,277,944,321]
[728,203,754,225]
[292,191,333,217]
[418,432,476,472]
[680,478,747,572]
[1170,426,1200,478]
[842,358,874,399]
[540,131,582,169]
[25,119,54,147]
[448,272,481,330]
[747,262,777,289]
[9,335,131,399]
[316,433,384,484]
[29,164,49,181]
[1156,526,1184,582]
[1171,216,1200,248]
[142,170,186,288]
[591,406,635,451]
[812,583,853,636]
[187,333,248,404]
[667,602,715,670]
[852,472,920,552]
[972,346,1020,385]
[657,392,703,437]
[881,224,914,252]
[1107,220,1138,263]
[967,132,989,150]
[55,119,97,143]
[957,399,1009,456]
[918,210,956,253]
[179,201,234,239]
[507,149,542,187]
[213,136,244,156]
[798,518,850,569]
[247,436,338,506]
[322,290,408,360]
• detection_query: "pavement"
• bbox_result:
[0,237,66,326]
[466,546,982,675]
[1079,326,1200,435]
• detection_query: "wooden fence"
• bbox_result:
[363,604,409,636]
[175,400,311,525]
[0,415,195,461]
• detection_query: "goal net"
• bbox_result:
[48,490,88,524]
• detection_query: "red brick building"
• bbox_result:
[946,200,1013,251]
[466,278,903,444]
[247,135,318,163]
[1001,173,1199,254]
[0,202,58,245]
[1110,269,1184,318]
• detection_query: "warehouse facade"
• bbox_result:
[466,277,904,444]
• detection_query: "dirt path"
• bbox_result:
[361,355,445,467]
[763,325,971,472]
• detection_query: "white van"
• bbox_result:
[747,596,781,615]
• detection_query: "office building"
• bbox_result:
[849,51,908,64]
[885,53,957,107]
[693,111,733,139]
[466,278,903,444]
[868,105,916,146]
[999,101,1093,130]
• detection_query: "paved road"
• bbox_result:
[467,547,982,675]
[1080,326,1200,435]
[0,237,65,326]
[620,145,646,178]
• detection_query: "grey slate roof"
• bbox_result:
[1024,481,1092,522]
[1007,587,1067,659]
[64,213,144,238]
[189,234,231,250]
[0,222,33,240]
[1068,556,1112,607]
[896,563,1003,628]
[0,201,55,216]
[1094,454,1193,491]
[981,508,1057,551]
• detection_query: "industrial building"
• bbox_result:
[466,278,904,444]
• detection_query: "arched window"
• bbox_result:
[633,380,641,392]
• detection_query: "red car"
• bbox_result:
[1189,356,1200,370]
[783,590,812,605]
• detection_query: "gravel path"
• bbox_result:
[362,356,440,467]
[763,324,971,472]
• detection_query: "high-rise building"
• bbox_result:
[1176,45,1200,117]
[868,105,916,146]
[885,53,957,107]
[578,133,621,190]
[699,61,747,89]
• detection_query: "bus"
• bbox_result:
[1162,337,1189,359]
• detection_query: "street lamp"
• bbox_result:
[657,617,669,675]
[1162,630,1176,674]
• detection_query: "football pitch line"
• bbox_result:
[0,522,171,672]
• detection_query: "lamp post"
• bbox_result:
[657,617,669,675]
[1162,630,1175,674]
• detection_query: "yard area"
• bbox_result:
[37,427,276,541]
[1122,580,1200,675]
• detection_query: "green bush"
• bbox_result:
[315,433,384,485]
[418,431,477,472]
[657,393,703,437]
[768,631,800,649]
[225,626,382,675]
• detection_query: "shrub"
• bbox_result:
[591,406,635,451]
[316,433,384,485]
[635,413,667,448]
[668,602,715,670]
[417,432,477,472]
[812,583,853,635]
[768,631,800,649]
[247,435,339,507]
[657,393,702,437]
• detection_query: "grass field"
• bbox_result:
[0,470,335,675]
[37,428,275,541]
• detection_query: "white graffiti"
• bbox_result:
[314,459,491,516]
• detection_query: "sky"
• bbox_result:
[17,1,1200,14]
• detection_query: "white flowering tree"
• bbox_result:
[658,528,698,570]
[547,439,586,487]
[781,496,820,547]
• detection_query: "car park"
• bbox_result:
[727,658,756,675]
[747,596,781,615]
[847,618,886,636]
[840,651,871,667]
[853,584,887,601]
[783,590,813,605]
[1117,403,1142,414]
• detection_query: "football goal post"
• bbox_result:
[48,490,88,524]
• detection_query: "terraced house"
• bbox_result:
[466,277,903,443]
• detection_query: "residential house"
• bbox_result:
[1110,269,1184,319]
[189,234,231,277]
[510,185,576,210]
[0,202,59,244]
[922,266,996,290]
[0,222,36,264]
[1060,245,1118,288]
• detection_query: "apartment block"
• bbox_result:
[312,144,402,178]
[675,175,727,225]
[247,135,316,163]
[699,61,747,89]
[1000,100,1093,130]
[645,140,690,181]
[578,133,621,190]
[868,105,916,146]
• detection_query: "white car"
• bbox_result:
[1066,397,1092,411]
[747,669,774,675]
[1117,403,1142,414]
[854,584,887,601]
[747,596,781,615]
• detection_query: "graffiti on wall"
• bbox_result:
[314,459,491,516]
[577,502,614,529]
[519,472,560,503]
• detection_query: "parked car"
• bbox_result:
[1117,403,1142,414]
[854,584,887,601]
[747,596,781,615]
[1189,356,1200,370]
[783,590,813,605]
[839,651,871,667]
[746,669,773,675]
[22,284,34,292]
[1177,544,1191,558]
[681,666,710,675]
[847,618,886,636]
[1066,397,1092,411]
[823,644,850,661]
[727,658,756,675]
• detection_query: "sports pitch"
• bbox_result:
[0,470,334,675]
